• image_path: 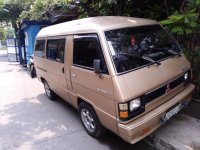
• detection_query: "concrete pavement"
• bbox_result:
[146,114,200,150]
[0,50,152,150]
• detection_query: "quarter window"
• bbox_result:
[46,39,65,63]
[35,40,45,58]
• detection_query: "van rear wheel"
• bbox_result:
[78,102,106,138]
[43,80,56,100]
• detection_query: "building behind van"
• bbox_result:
[34,16,195,144]
[17,20,51,65]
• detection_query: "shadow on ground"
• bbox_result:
[0,93,152,149]
[0,51,153,149]
[182,100,200,120]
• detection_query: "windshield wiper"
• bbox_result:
[142,56,161,66]
[151,47,181,57]
[119,53,161,66]
[167,49,181,57]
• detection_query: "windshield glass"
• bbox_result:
[105,25,181,73]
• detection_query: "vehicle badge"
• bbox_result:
[165,84,171,93]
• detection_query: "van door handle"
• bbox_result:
[62,67,64,73]
[71,74,77,78]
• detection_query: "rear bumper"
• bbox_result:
[117,84,195,144]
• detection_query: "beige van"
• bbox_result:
[34,16,195,144]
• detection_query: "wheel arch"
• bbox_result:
[77,97,94,110]
[78,97,106,137]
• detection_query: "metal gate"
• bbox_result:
[6,38,19,62]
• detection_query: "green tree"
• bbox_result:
[19,0,71,21]
[0,28,6,40]
[0,0,34,32]
[161,0,200,98]
[5,27,15,39]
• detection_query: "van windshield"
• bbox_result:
[105,25,181,73]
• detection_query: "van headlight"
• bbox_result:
[119,98,142,119]
[130,98,141,112]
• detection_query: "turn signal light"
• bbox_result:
[141,127,150,136]
[119,111,128,118]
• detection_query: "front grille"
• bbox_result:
[142,71,191,104]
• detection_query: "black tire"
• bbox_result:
[43,80,56,100]
[30,65,36,78]
[78,102,106,138]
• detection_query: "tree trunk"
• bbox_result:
[11,22,18,38]
[180,0,186,13]
[164,0,169,17]
[113,0,126,16]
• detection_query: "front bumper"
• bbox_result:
[118,84,195,144]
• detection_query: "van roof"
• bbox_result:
[36,16,158,38]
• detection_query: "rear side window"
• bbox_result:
[73,35,108,74]
[46,39,65,63]
[35,40,45,58]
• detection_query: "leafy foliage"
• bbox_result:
[20,0,71,21]
[161,10,198,35]
[0,0,34,22]
[161,0,200,98]
[0,0,35,32]
[4,27,15,38]
[0,28,6,40]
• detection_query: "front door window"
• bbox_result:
[73,34,108,74]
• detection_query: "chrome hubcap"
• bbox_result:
[44,82,51,97]
[81,109,95,132]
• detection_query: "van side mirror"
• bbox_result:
[93,59,101,73]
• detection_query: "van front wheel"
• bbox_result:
[43,81,56,100]
[79,102,105,138]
